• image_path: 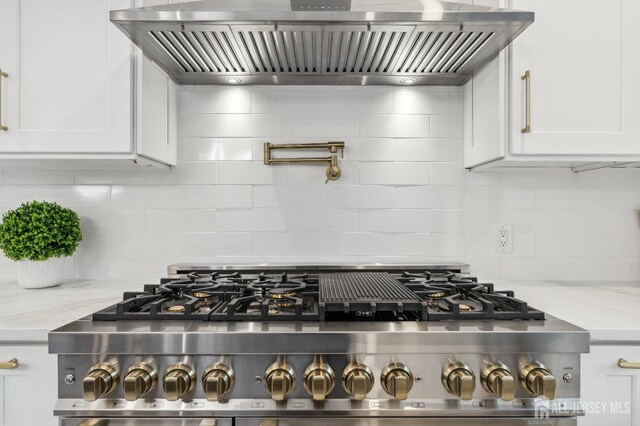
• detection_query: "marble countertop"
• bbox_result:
[0,278,639,344]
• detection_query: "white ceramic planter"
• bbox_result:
[18,257,65,289]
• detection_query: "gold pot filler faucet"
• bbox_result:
[264,141,345,183]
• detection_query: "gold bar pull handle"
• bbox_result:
[521,70,531,134]
[0,69,7,131]
[618,359,640,369]
[0,358,19,369]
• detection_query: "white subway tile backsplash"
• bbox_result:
[252,89,394,115]
[536,234,605,257]
[396,186,466,209]
[218,114,287,137]
[395,233,465,256]
[286,114,359,138]
[216,210,287,232]
[287,163,360,185]
[605,210,640,234]
[466,233,535,257]
[112,185,251,209]
[606,188,640,210]
[180,138,253,161]
[2,85,638,281]
[430,162,501,186]
[537,187,605,210]
[360,163,430,185]
[500,257,571,280]
[4,170,74,185]
[501,210,571,234]
[218,162,287,185]
[394,89,456,115]
[0,185,40,208]
[606,234,640,257]
[181,87,251,114]
[360,115,430,138]
[146,209,216,232]
[39,185,110,208]
[179,114,217,137]
[359,209,429,233]
[466,187,535,210]
[396,139,463,162]
[430,115,464,138]
[345,139,395,162]
[288,209,359,232]
[75,170,147,185]
[180,232,253,256]
[147,162,217,184]
[430,210,500,234]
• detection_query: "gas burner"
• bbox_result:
[164,305,185,313]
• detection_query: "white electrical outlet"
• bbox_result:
[494,224,513,253]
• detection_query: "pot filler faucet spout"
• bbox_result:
[264,141,345,183]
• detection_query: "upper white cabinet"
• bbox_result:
[0,0,176,166]
[465,0,640,169]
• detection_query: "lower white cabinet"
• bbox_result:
[579,345,640,426]
[0,344,57,426]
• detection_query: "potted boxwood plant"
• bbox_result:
[0,201,82,288]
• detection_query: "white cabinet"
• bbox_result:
[579,345,640,426]
[0,0,176,167]
[0,344,57,426]
[465,0,640,169]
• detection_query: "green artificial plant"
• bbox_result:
[0,201,82,261]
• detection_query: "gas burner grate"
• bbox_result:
[93,268,545,322]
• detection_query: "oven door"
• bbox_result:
[59,420,232,426]
[236,420,576,426]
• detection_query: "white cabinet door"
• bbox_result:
[510,0,640,156]
[135,0,177,165]
[579,345,640,426]
[0,345,57,426]
[0,0,133,154]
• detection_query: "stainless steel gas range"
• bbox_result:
[49,264,589,426]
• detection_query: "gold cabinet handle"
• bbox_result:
[521,70,531,134]
[618,358,640,369]
[0,69,7,131]
[0,358,19,369]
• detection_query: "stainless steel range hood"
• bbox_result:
[110,0,533,86]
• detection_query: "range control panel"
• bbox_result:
[290,0,351,11]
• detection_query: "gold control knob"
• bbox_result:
[264,359,295,401]
[303,355,335,401]
[381,363,414,401]
[83,362,119,402]
[342,362,374,401]
[481,362,515,401]
[519,362,556,400]
[123,362,157,401]
[163,363,196,401]
[202,363,234,402]
[442,362,476,401]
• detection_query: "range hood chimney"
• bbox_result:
[110,0,533,86]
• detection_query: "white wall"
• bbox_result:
[1,85,640,281]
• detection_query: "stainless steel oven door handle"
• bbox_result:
[237,419,577,426]
[60,419,232,426]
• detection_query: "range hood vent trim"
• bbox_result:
[111,0,534,86]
